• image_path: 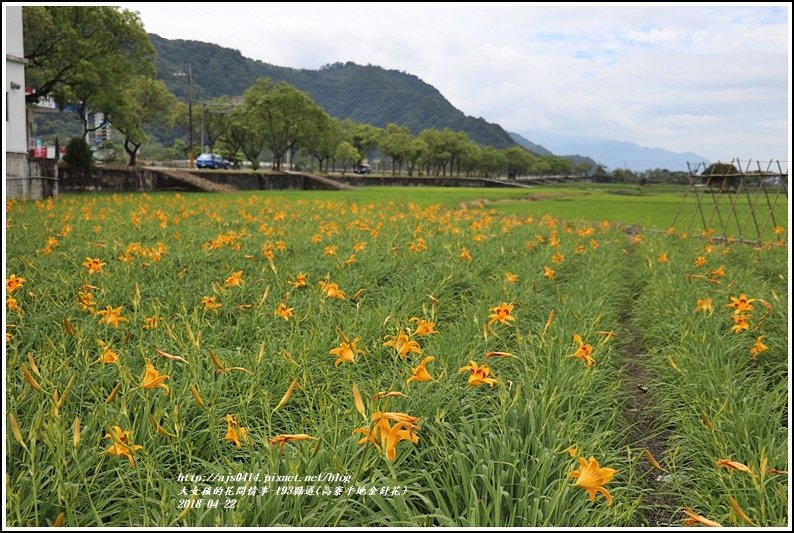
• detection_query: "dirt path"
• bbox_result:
[619,238,680,526]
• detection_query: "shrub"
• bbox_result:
[63,136,94,172]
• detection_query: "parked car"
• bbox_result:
[353,164,372,174]
[196,153,229,170]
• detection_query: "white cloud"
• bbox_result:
[119,2,790,162]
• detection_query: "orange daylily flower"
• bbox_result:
[97,306,128,328]
[551,252,565,264]
[731,314,749,334]
[694,256,707,268]
[544,266,556,280]
[460,248,472,261]
[201,296,222,312]
[773,225,785,235]
[353,411,420,462]
[105,426,144,466]
[224,271,244,288]
[97,341,118,364]
[6,274,26,294]
[275,303,294,321]
[141,359,170,393]
[409,317,438,335]
[143,316,159,330]
[409,238,427,253]
[570,455,618,505]
[407,356,435,384]
[726,294,754,314]
[694,298,714,313]
[330,338,363,366]
[572,334,595,367]
[488,302,515,327]
[224,415,250,450]
[77,290,96,312]
[683,507,722,527]
[6,296,22,314]
[43,236,59,254]
[384,331,423,360]
[458,360,497,387]
[750,336,767,358]
[289,273,308,288]
[83,257,106,275]
[657,252,669,263]
[504,272,519,283]
[319,280,346,300]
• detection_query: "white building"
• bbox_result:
[5,5,57,199]
[5,6,27,153]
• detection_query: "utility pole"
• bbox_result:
[200,103,205,153]
[173,64,194,168]
[187,63,194,168]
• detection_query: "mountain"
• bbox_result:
[509,131,598,170]
[150,34,516,148]
[508,132,553,156]
[520,130,709,171]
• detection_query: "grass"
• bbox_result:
[4,189,788,527]
[227,184,788,241]
[629,232,788,527]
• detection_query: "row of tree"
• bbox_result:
[22,6,589,177]
[194,78,589,177]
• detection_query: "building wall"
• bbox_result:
[5,6,28,154]
[5,153,58,199]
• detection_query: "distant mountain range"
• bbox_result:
[518,130,709,172]
[508,132,598,170]
[77,34,708,171]
[150,34,515,148]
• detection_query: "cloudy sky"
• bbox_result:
[121,3,790,162]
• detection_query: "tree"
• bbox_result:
[243,78,327,171]
[63,137,93,172]
[345,121,383,166]
[334,142,360,174]
[443,130,471,177]
[303,115,343,172]
[502,146,536,178]
[23,6,155,135]
[477,147,507,178]
[379,124,413,175]
[701,162,740,189]
[460,143,483,177]
[418,129,450,176]
[112,77,178,166]
[200,97,237,153]
[224,106,265,170]
[611,168,637,183]
[405,138,427,177]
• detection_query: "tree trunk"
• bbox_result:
[124,138,141,166]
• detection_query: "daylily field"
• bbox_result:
[4,190,789,527]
